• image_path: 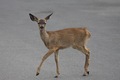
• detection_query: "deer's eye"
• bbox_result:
[38,22,46,24]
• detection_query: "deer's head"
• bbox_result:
[29,13,53,30]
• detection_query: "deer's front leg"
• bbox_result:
[54,50,60,78]
[36,49,55,76]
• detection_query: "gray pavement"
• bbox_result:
[0,0,120,80]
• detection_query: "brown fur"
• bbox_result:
[41,28,90,49]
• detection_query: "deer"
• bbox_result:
[29,13,91,78]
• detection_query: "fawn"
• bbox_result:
[29,13,91,78]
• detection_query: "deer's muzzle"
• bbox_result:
[40,26,44,29]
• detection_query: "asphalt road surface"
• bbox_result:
[0,0,120,80]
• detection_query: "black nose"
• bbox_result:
[40,26,44,29]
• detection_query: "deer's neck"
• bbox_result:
[40,28,49,47]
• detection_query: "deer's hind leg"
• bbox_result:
[75,45,90,76]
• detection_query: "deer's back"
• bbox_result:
[47,28,90,49]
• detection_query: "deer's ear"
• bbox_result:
[29,13,38,22]
[45,13,53,20]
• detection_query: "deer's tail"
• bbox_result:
[84,27,91,39]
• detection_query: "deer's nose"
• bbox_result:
[40,26,44,29]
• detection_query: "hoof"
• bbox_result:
[54,76,58,78]
[87,71,89,75]
[36,72,39,76]
[83,71,89,76]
